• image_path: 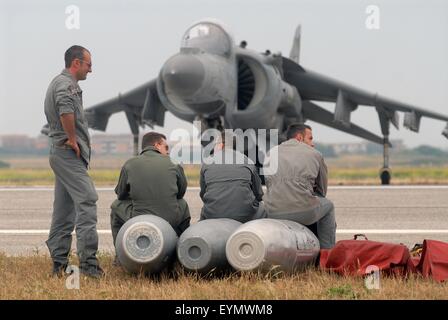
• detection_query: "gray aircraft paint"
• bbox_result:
[177,218,242,273]
[115,214,178,274]
[226,219,320,273]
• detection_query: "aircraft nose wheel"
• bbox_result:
[380,168,391,185]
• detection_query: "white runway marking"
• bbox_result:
[0,187,114,192]
[330,186,448,190]
[337,229,448,234]
[1,185,448,192]
[1,229,448,235]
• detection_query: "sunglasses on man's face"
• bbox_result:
[77,59,92,68]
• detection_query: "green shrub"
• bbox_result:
[0,160,10,168]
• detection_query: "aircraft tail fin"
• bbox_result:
[289,24,301,64]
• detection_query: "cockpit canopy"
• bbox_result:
[181,22,233,57]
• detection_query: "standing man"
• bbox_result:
[264,123,336,249]
[44,45,103,278]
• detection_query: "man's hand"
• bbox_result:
[65,139,81,158]
[60,113,80,159]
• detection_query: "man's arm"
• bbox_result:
[115,166,130,200]
[315,155,328,197]
[55,81,80,157]
[60,113,80,158]
[250,166,264,201]
[199,167,206,200]
[176,165,188,199]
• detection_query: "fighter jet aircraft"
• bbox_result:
[62,18,448,184]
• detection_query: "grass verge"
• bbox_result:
[1,166,448,186]
[0,166,200,186]
[0,253,447,299]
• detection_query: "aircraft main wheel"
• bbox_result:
[380,168,391,185]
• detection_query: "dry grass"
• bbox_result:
[328,166,448,185]
[0,252,447,300]
[1,155,448,186]
[0,166,200,187]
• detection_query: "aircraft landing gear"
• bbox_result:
[380,167,391,185]
[132,133,139,156]
[380,136,391,185]
[125,110,141,156]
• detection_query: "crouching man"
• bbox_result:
[264,123,336,249]
[199,131,267,223]
[110,132,191,252]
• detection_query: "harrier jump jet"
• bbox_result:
[74,19,448,184]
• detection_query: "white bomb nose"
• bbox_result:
[116,215,178,274]
[226,219,320,273]
[177,218,242,273]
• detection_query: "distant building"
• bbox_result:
[0,135,35,152]
[332,140,405,155]
[91,134,134,155]
[34,135,50,151]
[332,142,368,155]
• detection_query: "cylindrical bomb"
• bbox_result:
[177,218,242,273]
[226,219,320,273]
[115,214,178,274]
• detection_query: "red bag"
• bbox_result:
[414,239,448,282]
[319,234,415,276]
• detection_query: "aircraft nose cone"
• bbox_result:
[162,55,205,97]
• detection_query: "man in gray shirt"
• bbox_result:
[199,131,266,223]
[264,123,336,249]
[44,45,103,278]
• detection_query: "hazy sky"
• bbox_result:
[1,0,447,148]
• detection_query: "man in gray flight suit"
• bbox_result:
[44,45,103,278]
[264,123,336,249]
[110,132,191,253]
[199,131,266,223]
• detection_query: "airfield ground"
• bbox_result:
[0,156,447,299]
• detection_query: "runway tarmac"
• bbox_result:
[1,186,447,255]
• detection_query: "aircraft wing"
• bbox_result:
[301,101,387,145]
[84,79,166,133]
[282,57,448,139]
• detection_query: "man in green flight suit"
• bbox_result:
[110,132,191,257]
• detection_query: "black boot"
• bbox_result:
[52,262,68,277]
[80,264,105,279]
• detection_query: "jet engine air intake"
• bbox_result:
[237,59,255,110]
